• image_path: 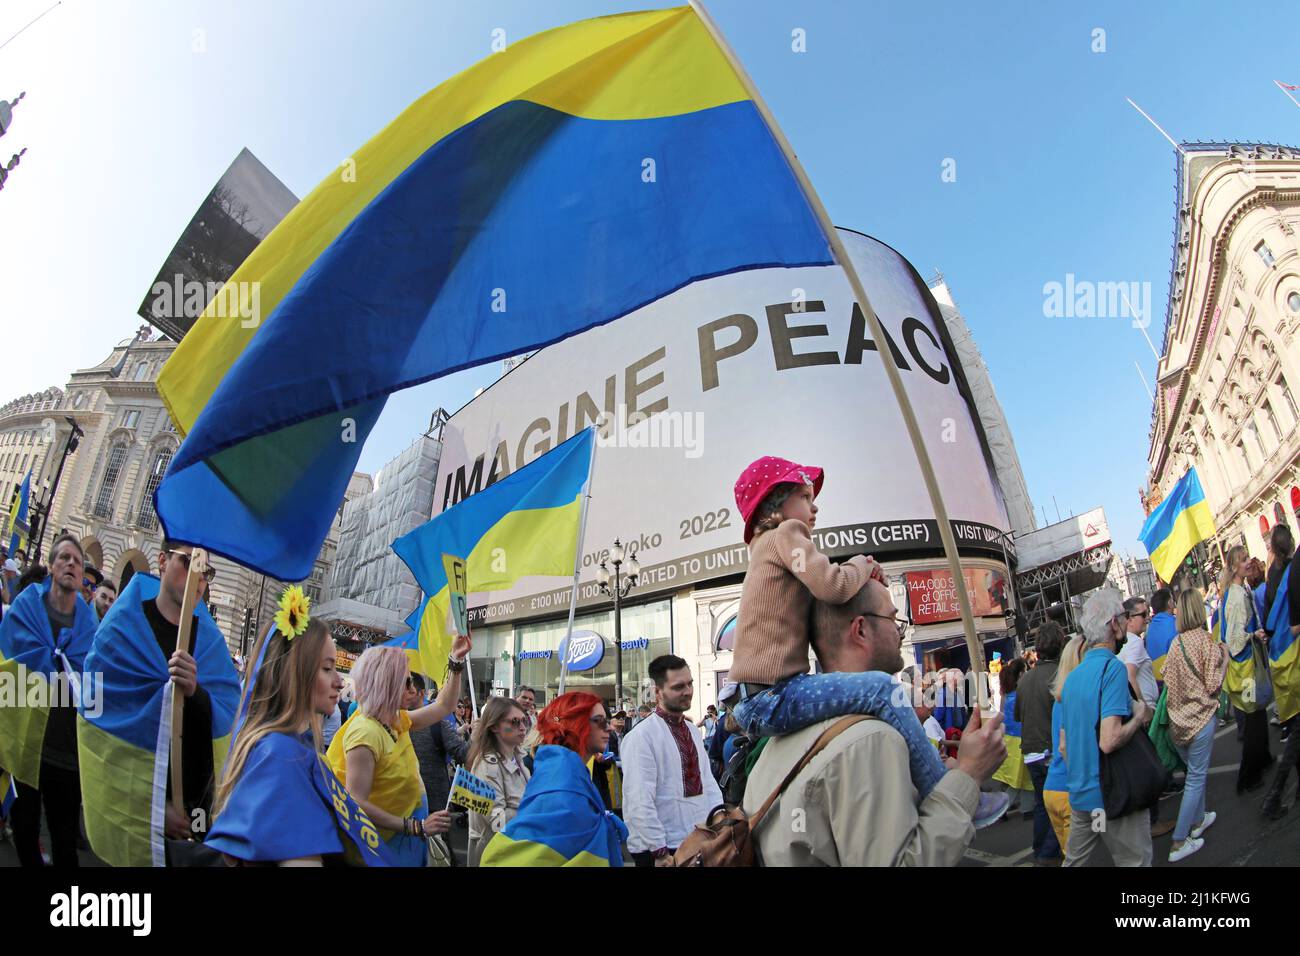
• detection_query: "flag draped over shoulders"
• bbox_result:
[77,573,241,866]
[154,6,832,582]
[206,731,392,866]
[481,745,627,867]
[0,578,96,787]
[1270,569,1300,723]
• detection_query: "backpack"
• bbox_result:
[673,715,870,867]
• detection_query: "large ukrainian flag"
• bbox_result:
[154,6,833,583]
[481,745,627,867]
[1138,469,1216,583]
[392,428,594,681]
[0,578,96,787]
[1267,565,1300,723]
[77,573,241,866]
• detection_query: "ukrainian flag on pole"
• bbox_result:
[1138,468,1217,583]
[153,6,832,582]
[392,429,595,683]
[5,471,30,554]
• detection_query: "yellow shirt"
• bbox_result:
[327,709,422,837]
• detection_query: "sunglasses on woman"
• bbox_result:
[500,717,527,730]
[590,715,609,729]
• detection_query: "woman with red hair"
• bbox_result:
[481,692,628,867]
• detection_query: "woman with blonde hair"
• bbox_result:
[465,696,531,866]
[1163,588,1228,863]
[1039,633,1086,854]
[1217,546,1273,792]
[326,637,470,866]
[207,619,385,866]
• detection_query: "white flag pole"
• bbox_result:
[689,0,993,710]
[557,427,599,698]
[1275,80,1300,110]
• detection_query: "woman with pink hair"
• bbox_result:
[326,637,469,866]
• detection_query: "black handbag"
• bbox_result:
[1097,659,1170,820]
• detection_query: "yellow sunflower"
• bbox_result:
[275,584,311,639]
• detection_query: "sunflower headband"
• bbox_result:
[275,584,311,640]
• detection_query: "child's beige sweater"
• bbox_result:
[729,518,871,686]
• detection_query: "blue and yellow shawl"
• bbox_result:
[77,573,241,866]
[0,578,96,787]
[482,745,627,867]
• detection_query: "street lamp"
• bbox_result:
[31,417,82,565]
[597,538,640,711]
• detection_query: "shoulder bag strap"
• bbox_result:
[749,715,873,831]
[1176,632,1203,683]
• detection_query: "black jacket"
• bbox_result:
[410,718,469,811]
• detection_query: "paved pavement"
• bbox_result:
[963,719,1300,867]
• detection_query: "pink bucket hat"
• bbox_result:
[734,456,824,544]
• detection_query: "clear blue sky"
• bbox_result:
[2,0,1296,557]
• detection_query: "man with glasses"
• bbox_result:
[742,576,1006,866]
[149,542,218,849]
[1118,596,1171,837]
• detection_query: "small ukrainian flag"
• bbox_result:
[1138,469,1216,584]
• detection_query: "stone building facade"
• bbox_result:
[42,327,365,655]
[1146,143,1300,573]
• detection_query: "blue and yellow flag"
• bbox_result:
[1138,469,1217,583]
[0,578,96,787]
[449,765,497,816]
[392,428,594,682]
[154,6,832,582]
[77,573,241,866]
[5,471,30,554]
[481,745,627,867]
[1267,566,1300,723]
[1147,611,1177,683]
[206,731,393,866]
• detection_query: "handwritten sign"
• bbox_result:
[448,766,497,816]
[443,553,469,637]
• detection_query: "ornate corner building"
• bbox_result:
[1147,143,1300,567]
[9,325,365,656]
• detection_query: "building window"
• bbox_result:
[120,409,141,429]
[1280,375,1300,424]
[93,445,128,519]
[1264,400,1283,444]
[133,362,150,382]
[1257,241,1276,268]
[135,446,173,531]
[1289,291,1300,314]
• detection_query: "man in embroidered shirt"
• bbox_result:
[621,655,723,866]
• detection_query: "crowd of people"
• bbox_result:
[1,454,1298,867]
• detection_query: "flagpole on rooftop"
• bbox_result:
[689,0,993,708]
[558,428,598,698]
[1275,81,1300,110]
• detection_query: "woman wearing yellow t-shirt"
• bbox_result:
[327,639,469,866]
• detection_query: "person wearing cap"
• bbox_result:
[724,455,1009,829]
[742,576,1007,866]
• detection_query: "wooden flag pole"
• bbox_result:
[689,0,993,712]
[169,548,209,822]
